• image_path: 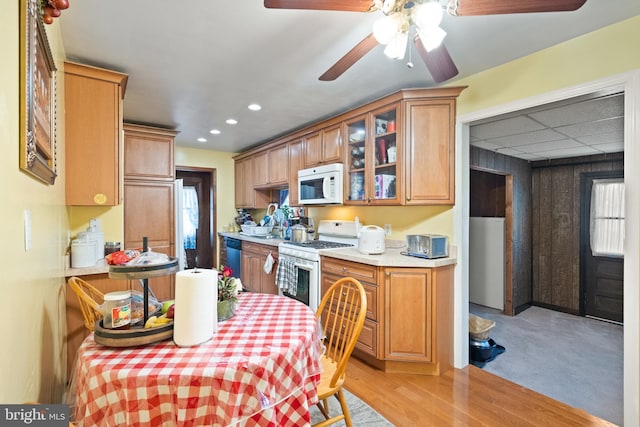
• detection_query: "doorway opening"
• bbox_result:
[176,168,216,269]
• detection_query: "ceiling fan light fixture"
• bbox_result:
[412,1,443,30]
[373,12,404,45]
[384,30,409,59]
[417,26,446,52]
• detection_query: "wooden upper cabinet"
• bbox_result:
[288,139,304,206]
[253,144,289,189]
[123,124,177,181]
[303,123,343,168]
[404,98,457,205]
[64,62,128,206]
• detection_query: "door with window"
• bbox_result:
[581,172,624,323]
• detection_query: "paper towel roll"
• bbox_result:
[174,268,218,347]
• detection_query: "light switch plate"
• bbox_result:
[24,209,32,251]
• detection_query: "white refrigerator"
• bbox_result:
[469,217,505,310]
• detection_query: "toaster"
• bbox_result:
[406,234,449,259]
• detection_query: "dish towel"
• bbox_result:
[275,258,298,296]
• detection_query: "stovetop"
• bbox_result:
[281,241,354,250]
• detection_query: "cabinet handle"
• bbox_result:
[386,271,390,277]
[406,196,411,202]
[342,291,348,297]
[367,197,371,203]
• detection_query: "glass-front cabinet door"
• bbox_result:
[345,114,368,203]
[344,104,400,205]
[371,105,399,203]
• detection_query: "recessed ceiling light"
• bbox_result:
[226,119,238,125]
[197,137,207,143]
[210,129,221,135]
[248,103,262,111]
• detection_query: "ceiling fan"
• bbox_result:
[264,0,588,83]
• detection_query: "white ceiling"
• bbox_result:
[57,1,639,154]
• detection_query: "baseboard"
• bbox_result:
[531,302,579,316]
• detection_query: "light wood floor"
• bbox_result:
[344,357,615,426]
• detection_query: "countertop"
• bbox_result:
[65,257,110,277]
[220,232,457,268]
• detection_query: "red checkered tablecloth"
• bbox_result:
[72,293,323,427]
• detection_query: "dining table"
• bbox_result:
[71,293,324,427]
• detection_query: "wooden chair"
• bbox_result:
[313,277,367,427]
[68,276,104,331]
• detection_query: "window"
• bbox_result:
[590,178,624,257]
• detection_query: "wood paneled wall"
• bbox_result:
[531,153,624,313]
[470,169,506,217]
[470,147,532,313]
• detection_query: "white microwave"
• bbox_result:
[298,163,343,205]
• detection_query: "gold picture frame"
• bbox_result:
[20,0,57,185]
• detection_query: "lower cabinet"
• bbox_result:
[321,256,454,375]
[240,242,279,295]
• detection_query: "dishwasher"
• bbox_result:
[225,237,242,281]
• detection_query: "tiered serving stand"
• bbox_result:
[93,238,178,347]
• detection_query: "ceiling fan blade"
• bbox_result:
[319,33,379,81]
[448,0,587,16]
[414,37,459,83]
[264,0,375,12]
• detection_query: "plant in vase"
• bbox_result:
[217,265,242,321]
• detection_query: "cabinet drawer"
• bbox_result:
[243,241,278,258]
[355,318,378,357]
[321,257,377,283]
[321,273,378,321]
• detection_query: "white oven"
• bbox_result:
[277,249,320,311]
[276,220,360,312]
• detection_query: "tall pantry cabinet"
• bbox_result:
[123,124,178,301]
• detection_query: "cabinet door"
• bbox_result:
[303,132,322,168]
[384,268,432,362]
[65,63,127,206]
[321,124,343,164]
[288,139,304,206]
[124,181,175,299]
[123,124,177,181]
[404,99,455,204]
[344,115,368,204]
[240,250,262,293]
[253,151,269,187]
[268,144,289,185]
[370,105,400,204]
[235,158,254,208]
[218,235,228,268]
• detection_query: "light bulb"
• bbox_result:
[373,12,404,45]
[384,31,408,59]
[413,1,443,32]
[417,26,447,52]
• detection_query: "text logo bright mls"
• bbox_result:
[1,404,68,426]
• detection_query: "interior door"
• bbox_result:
[580,171,624,323]
[177,169,214,269]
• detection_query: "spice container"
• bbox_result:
[104,241,121,257]
[102,290,131,330]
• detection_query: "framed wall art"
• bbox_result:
[19,0,57,184]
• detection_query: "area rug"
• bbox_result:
[309,389,394,426]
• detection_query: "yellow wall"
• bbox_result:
[175,147,239,236]
[1,5,68,402]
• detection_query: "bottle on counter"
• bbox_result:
[285,220,291,240]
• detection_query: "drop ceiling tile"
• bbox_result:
[471,140,504,151]
[517,153,547,161]
[591,142,625,152]
[495,148,524,157]
[470,116,546,139]
[576,131,624,145]
[533,146,599,159]
[488,129,567,147]
[515,139,583,154]
[556,117,624,138]
[528,94,624,127]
